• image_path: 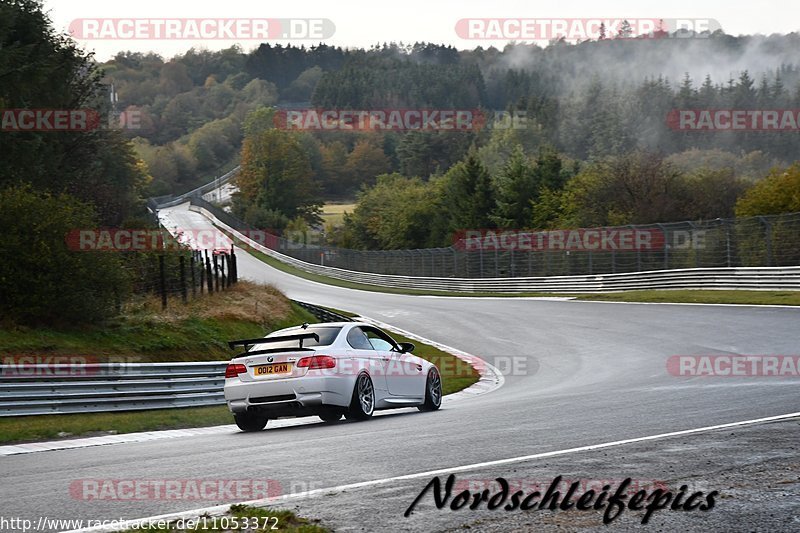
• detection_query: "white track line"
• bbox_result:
[65,410,800,532]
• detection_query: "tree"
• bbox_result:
[442,155,496,232]
[735,163,800,217]
[343,139,391,191]
[235,116,322,225]
[319,141,349,196]
[0,185,130,325]
[491,147,537,228]
[0,0,145,224]
[560,152,688,227]
[286,66,323,101]
[342,174,446,249]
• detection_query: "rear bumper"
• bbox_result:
[224,375,352,415]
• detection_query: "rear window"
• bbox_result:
[249,326,342,351]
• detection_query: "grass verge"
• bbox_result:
[0,282,317,362]
[0,406,232,445]
[129,504,328,532]
[574,290,800,306]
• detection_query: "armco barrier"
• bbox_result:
[189,203,800,293]
[0,362,227,417]
[148,166,240,211]
[0,301,345,417]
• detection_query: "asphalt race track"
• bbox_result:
[2,203,798,532]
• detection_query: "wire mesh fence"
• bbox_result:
[122,246,239,308]
[189,197,800,278]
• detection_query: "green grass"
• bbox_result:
[129,504,328,532]
[0,406,233,445]
[320,202,355,227]
[0,284,317,362]
[575,290,800,305]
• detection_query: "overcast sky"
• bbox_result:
[44,0,800,61]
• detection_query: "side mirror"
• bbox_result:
[398,342,415,353]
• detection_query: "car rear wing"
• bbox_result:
[227,332,320,350]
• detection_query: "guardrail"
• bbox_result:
[0,362,227,417]
[294,301,354,322]
[0,301,347,417]
[191,203,800,293]
[148,166,241,211]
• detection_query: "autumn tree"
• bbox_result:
[235,110,322,227]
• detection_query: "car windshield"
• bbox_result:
[249,326,343,351]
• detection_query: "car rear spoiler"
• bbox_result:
[227,332,320,350]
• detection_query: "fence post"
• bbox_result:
[179,255,187,304]
[758,216,774,267]
[657,224,668,270]
[213,253,220,291]
[190,252,197,297]
[688,221,700,268]
[199,251,205,294]
[230,245,237,284]
[158,254,167,310]
[725,219,732,267]
[206,251,213,293]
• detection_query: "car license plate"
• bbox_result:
[253,363,291,375]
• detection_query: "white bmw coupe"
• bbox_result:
[223,322,442,431]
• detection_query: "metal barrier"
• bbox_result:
[0,362,227,417]
[0,301,346,417]
[148,166,240,211]
[193,203,800,293]
[294,301,354,322]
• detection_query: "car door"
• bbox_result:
[363,327,425,398]
[345,327,388,393]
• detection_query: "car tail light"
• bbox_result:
[225,363,247,378]
[297,355,336,370]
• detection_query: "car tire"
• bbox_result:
[345,373,375,420]
[234,411,269,432]
[418,367,442,411]
[319,410,342,423]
